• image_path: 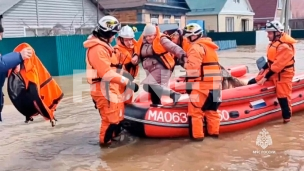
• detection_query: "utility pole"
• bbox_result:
[96,0,99,23]
[281,0,291,34]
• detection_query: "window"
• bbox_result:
[150,14,159,24]
[277,0,282,9]
[75,27,94,35]
[174,19,181,27]
[241,19,249,31]
[225,17,234,32]
[174,16,181,27]
[163,15,170,24]
[24,27,53,37]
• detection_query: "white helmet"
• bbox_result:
[183,23,203,37]
[265,20,284,32]
[97,15,121,33]
[118,25,135,38]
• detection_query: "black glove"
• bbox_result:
[178,54,187,68]
[126,81,139,92]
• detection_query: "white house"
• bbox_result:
[186,0,255,32]
[0,0,103,37]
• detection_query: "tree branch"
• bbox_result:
[20,19,38,36]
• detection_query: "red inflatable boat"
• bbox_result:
[121,65,304,138]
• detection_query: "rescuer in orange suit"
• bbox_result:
[183,23,222,141]
[83,16,139,148]
[247,20,296,124]
[114,25,139,121]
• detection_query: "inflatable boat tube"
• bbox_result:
[122,74,304,138]
[123,56,303,138]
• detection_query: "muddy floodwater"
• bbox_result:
[1,41,304,171]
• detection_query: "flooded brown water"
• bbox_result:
[1,41,304,171]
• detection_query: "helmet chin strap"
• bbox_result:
[188,33,202,42]
[119,37,126,46]
[272,31,282,42]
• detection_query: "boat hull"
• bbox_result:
[122,73,304,138]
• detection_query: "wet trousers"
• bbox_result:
[248,73,293,120]
[118,85,133,122]
[92,95,123,144]
[188,89,221,140]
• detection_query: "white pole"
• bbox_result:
[283,0,289,33]
[284,0,291,34]
[280,0,286,24]
[287,0,291,35]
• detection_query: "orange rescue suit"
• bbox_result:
[255,33,296,121]
[182,37,191,52]
[8,43,63,126]
[84,36,130,145]
[136,26,176,70]
[184,37,222,140]
[114,40,139,121]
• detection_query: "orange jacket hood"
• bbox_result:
[83,35,112,52]
[195,37,219,50]
[279,33,297,44]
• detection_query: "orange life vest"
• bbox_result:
[267,34,295,73]
[137,26,175,70]
[8,43,63,126]
[187,39,222,83]
[114,43,139,78]
[86,41,120,84]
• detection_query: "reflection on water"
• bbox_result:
[1,40,304,171]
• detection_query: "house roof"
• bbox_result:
[291,0,304,19]
[0,0,21,14]
[249,0,277,23]
[99,0,146,10]
[99,0,189,10]
[186,0,226,16]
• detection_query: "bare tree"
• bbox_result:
[20,19,38,37]
[74,15,96,35]
[102,9,118,16]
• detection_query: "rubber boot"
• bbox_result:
[247,78,257,85]
[111,126,136,148]
[278,98,291,124]
[149,85,163,107]
[162,87,181,106]
[99,124,119,148]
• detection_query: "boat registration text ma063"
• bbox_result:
[147,110,230,124]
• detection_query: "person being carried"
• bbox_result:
[247,20,296,124]
[131,24,187,107]
[83,16,139,148]
[183,23,222,141]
